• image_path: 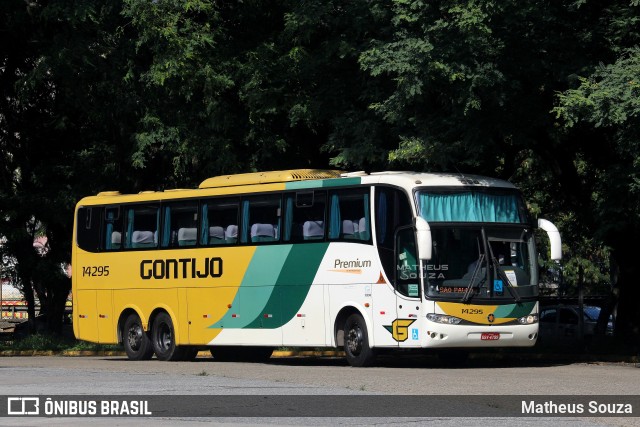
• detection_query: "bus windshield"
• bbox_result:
[424,226,538,301]
[416,189,529,223]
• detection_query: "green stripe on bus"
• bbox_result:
[285,177,361,190]
[244,243,329,329]
[208,245,292,329]
[493,301,535,318]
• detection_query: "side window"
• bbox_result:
[124,204,159,249]
[240,194,281,244]
[200,197,240,245]
[161,202,198,248]
[103,206,123,251]
[283,191,326,242]
[376,187,413,279]
[327,188,371,241]
[76,207,103,253]
[396,227,420,297]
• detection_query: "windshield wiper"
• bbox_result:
[490,256,521,302]
[462,254,485,303]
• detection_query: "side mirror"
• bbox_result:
[415,216,432,260]
[538,218,562,261]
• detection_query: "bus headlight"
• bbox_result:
[427,313,462,325]
[518,314,538,324]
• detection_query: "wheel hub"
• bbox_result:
[347,326,363,355]
[127,325,142,351]
[157,323,172,351]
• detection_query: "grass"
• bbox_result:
[0,333,121,352]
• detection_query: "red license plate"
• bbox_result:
[481,332,500,340]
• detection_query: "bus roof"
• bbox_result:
[361,171,516,189]
[198,169,342,188]
[78,169,516,205]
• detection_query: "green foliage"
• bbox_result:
[549,8,640,332]
[358,0,505,170]
[553,47,640,242]
[554,49,640,128]
[122,0,237,184]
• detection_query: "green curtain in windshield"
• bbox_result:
[418,192,524,223]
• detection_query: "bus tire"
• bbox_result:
[151,312,184,361]
[123,314,154,361]
[344,313,376,367]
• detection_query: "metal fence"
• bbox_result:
[1,283,37,320]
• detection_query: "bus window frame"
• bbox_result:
[123,203,160,250]
[200,196,240,246]
[160,201,199,248]
[327,187,372,243]
[284,190,327,243]
[240,193,283,245]
[81,184,379,253]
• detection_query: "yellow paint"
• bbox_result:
[328,269,362,274]
[186,288,229,344]
[436,302,513,325]
[73,245,256,345]
[391,319,416,341]
[96,289,115,343]
[199,169,341,188]
[77,183,287,207]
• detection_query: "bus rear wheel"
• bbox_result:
[123,314,154,361]
[151,312,186,361]
[344,313,376,367]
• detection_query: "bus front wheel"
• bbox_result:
[151,312,186,361]
[123,314,154,361]
[344,313,376,367]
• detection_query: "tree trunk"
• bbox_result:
[23,282,37,334]
[46,274,71,335]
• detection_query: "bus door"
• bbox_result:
[393,227,423,347]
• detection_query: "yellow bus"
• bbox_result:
[72,169,561,366]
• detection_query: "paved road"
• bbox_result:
[0,355,638,426]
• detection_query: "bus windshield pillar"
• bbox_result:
[414,217,432,261]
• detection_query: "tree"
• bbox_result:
[346,0,640,336]
[554,48,640,337]
[0,0,142,333]
[121,0,378,179]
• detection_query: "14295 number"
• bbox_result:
[82,266,109,277]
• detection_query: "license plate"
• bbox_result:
[481,332,500,340]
